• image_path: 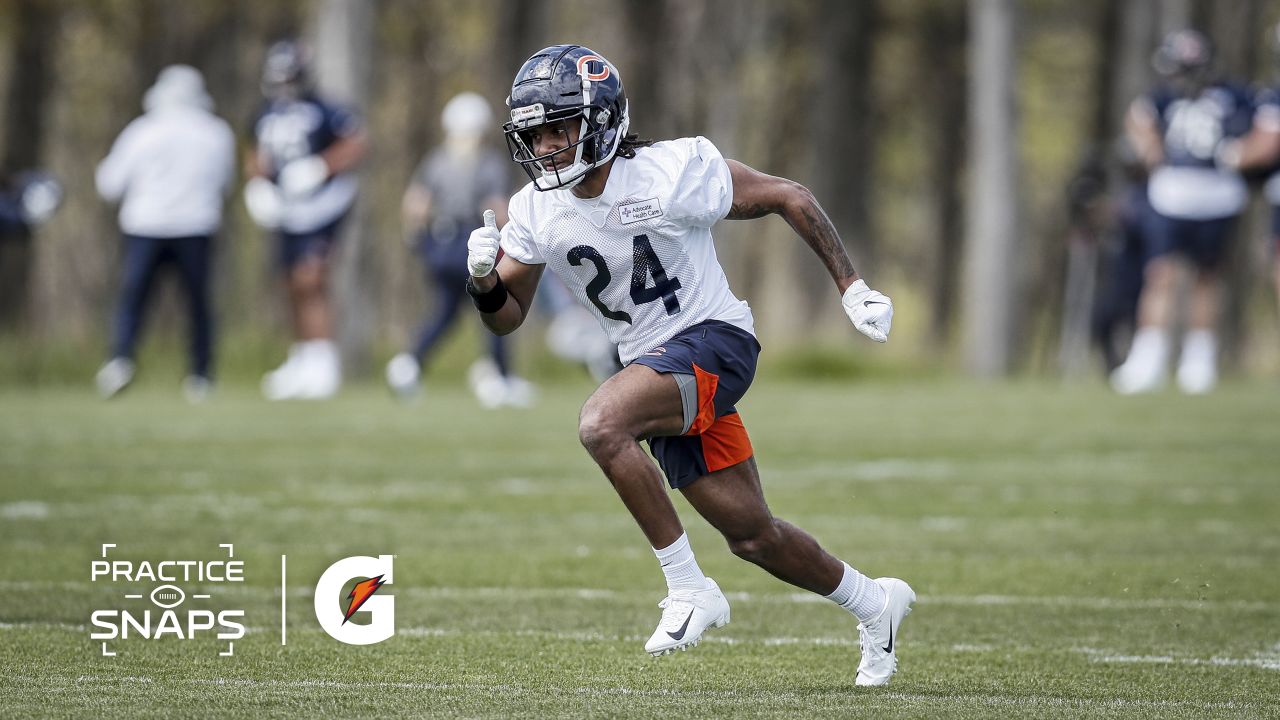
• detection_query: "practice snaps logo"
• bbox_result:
[90,543,246,657]
[313,555,395,645]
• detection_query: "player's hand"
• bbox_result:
[841,279,893,343]
[467,209,501,278]
[244,176,283,229]
[278,155,328,199]
[1214,138,1243,171]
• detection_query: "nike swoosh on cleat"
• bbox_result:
[666,611,695,641]
[882,624,893,654]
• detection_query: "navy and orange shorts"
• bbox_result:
[630,320,762,489]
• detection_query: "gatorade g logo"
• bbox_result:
[314,555,395,645]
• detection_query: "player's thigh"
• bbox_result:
[579,363,684,440]
[678,457,773,539]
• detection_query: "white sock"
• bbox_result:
[653,533,709,593]
[826,562,886,624]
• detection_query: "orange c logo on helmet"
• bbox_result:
[576,55,610,82]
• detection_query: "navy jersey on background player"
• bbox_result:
[1141,82,1253,267]
[1147,83,1254,168]
[252,94,361,235]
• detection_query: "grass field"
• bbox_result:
[1,376,1278,718]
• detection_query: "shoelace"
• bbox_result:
[857,620,886,662]
[656,593,697,630]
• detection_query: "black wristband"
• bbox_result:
[466,275,509,314]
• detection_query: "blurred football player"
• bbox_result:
[94,65,235,402]
[466,45,911,684]
[246,39,367,400]
[385,92,534,407]
[1112,30,1252,394]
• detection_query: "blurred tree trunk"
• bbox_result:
[0,0,60,331]
[1207,0,1263,372]
[312,0,376,377]
[964,0,1020,377]
[752,2,813,342]
[1113,1,1158,132]
[1057,0,1122,377]
[622,0,669,138]
[1158,0,1194,35]
[496,0,548,96]
[921,1,967,352]
[807,0,879,325]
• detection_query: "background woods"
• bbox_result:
[2,0,1278,379]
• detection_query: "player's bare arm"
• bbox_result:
[320,128,368,175]
[726,158,893,343]
[471,254,544,335]
[1125,100,1164,170]
[1221,120,1280,170]
[725,159,860,295]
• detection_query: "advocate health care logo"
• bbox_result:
[90,545,395,656]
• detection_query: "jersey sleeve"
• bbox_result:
[322,101,363,139]
[666,136,734,228]
[1255,86,1280,132]
[500,187,544,264]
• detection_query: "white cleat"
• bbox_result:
[182,375,213,404]
[385,352,421,400]
[95,357,135,399]
[1109,357,1165,395]
[292,341,341,400]
[1176,357,1217,395]
[262,344,305,400]
[467,358,508,409]
[644,577,730,657]
[501,376,537,408]
[855,577,915,687]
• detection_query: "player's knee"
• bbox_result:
[1144,257,1177,288]
[578,407,626,459]
[290,260,327,292]
[727,521,783,564]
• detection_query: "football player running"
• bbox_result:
[467,45,912,685]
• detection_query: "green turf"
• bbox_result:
[1,377,1278,718]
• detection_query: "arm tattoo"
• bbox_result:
[727,200,772,220]
[789,200,857,282]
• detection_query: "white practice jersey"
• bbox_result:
[501,136,754,364]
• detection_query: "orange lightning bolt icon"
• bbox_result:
[342,575,386,624]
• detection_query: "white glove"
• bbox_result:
[19,176,62,224]
[841,279,893,343]
[1214,138,1242,171]
[243,176,284,229]
[278,155,328,199]
[467,209,501,278]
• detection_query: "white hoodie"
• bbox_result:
[96,65,235,237]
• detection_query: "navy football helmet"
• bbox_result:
[503,45,630,190]
[261,40,312,100]
[1152,29,1213,78]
